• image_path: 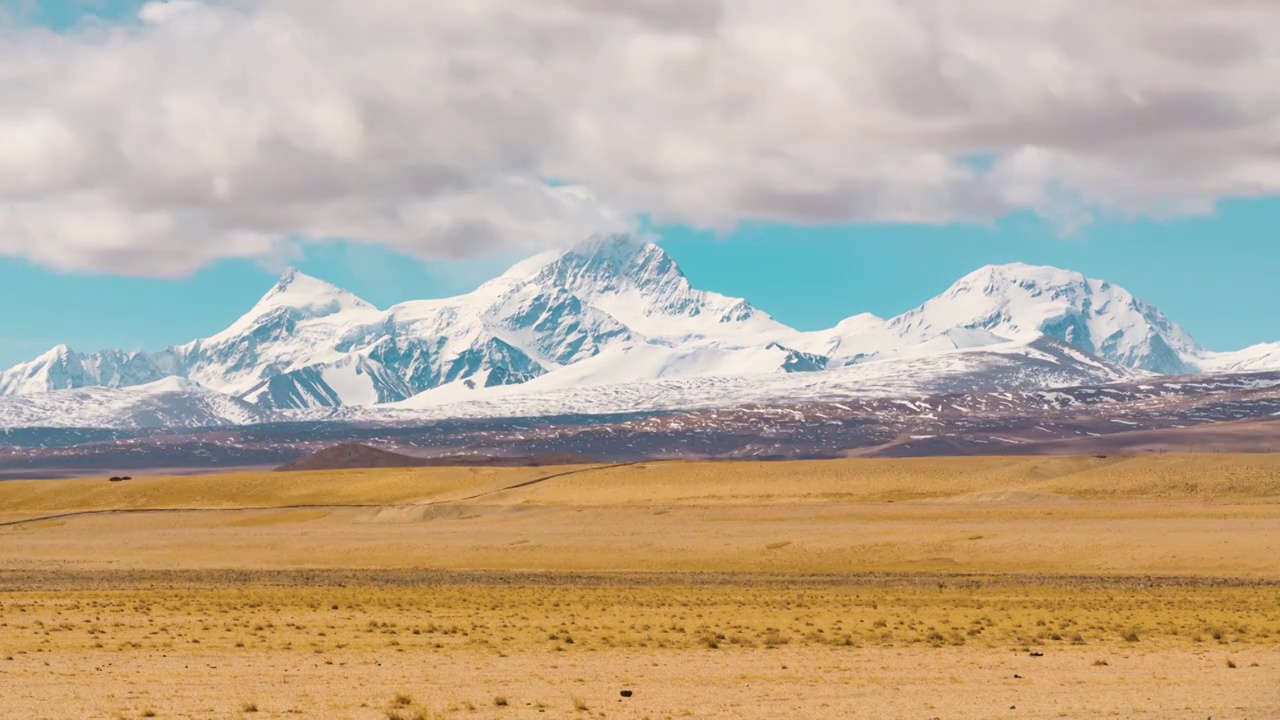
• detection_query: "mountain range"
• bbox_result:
[2,234,1278,429]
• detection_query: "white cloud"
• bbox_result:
[1,0,1279,275]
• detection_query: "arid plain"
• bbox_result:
[3,455,1280,719]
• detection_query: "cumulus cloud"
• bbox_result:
[1,0,1279,275]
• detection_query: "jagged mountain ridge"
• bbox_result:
[0,337,1143,430]
[0,236,823,410]
[1,234,1276,423]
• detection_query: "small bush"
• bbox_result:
[494,696,509,707]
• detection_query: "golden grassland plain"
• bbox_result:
[3,455,1280,718]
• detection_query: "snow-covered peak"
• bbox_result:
[833,313,886,332]
[0,343,168,396]
[965,261,1079,282]
[887,262,1202,374]
[38,343,74,360]
[934,262,1094,311]
[489,234,785,344]
[21,343,88,370]
[805,313,892,361]
[0,345,80,396]
[516,234,687,298]
[254,268,375,318]
[1199,341,1280,374]
[202,268,380,347]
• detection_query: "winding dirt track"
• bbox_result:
[0,461,640,529]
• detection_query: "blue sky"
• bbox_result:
[2,0,142,28]
[1,2,1278,369]
[4,200,1278,369]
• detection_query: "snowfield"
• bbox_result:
[0,378,271,430]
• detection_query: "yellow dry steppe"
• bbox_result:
[4,454,1280,718]
[5,582,1279,656]
[497,453,1280,504]
[0,464,552,515]
[4,454,1280,578]
[4,453,1280,515]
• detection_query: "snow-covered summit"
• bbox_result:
[884,262,1202,374]
[215,268,378,338]
[495,234,787,344]
[262,267,374,314]
[0,343,169,396]
[530,235,689,299]
[1200,341,1280,374]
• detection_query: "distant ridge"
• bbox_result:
[275,443,596,472]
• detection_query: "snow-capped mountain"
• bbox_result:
[2,234,1278,429]
[521,235,788,344]
[803,263,1203,374]
[1199,342,1280,375]
[881,263,1202,374]
[0,236,806,412]
[0,337,1142,430]
[0,344,171,396]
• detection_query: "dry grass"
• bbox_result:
[491,454,1280,505]
[2,580,1278,657]
[4,456,1280,718]
[1,577,1278,718]
[4,454,1280,578]
[5,501,1280,577]
[0,464,566,515]
[5,454,1280,517]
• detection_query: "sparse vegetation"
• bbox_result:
[0,581,1274,659]
[2,457,1280,718]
